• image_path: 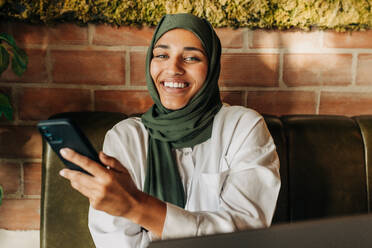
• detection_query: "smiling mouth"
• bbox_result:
[161,81,190,89]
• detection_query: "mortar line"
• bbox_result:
[45,46,53,84]
[90,89,95,111]
[125,49,131,86]
[88,24,94,45]
[351,52,358,86]
[315,89,321,114]
[20,161,24,197]
[278,50,286,88]
[244,28,251,50]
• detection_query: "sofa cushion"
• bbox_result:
[282,115,368,222]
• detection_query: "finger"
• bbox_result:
[99,151,126,173]
[59,169,98,197]
[60,148,106,176]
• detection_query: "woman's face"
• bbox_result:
[150,28,208,110]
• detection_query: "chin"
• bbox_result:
[163,102,188,110]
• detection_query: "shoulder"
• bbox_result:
[214,104,264,130]
[104,117,148,149]
[212,105,275,165]
[110,116,146,134]
[211,105,270,153]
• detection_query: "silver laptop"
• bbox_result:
[149,214,372,248]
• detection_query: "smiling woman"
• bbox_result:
[150,29,208,110]
[58,13,281,248]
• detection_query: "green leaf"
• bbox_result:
[0,45,10,75]
[11,46,28,76]
[0,32,28,76]
[0,93,13,120]
[0,32,17,48]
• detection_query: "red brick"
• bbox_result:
[246,91,316,115]
[319,92,372,116]
[0,126,41,158]
[324,30,372,48]
[95,90,153,115]
[11,23,88,45]
[220,91,244,106]
[18,88,91,120]
[0,199,40,230]
[252,30,322,49]
[356,54,372,85]
[283,54,352,86]
[220,53,279,87]
[215,28,244,48]
[0,163,20,194]
[24,163,41,196]
[130,51,147,86]
[0,49,48,83]
[10,23,49,45]
[51,50,125,85]
[93,25,154,46]
[46,23,88,45]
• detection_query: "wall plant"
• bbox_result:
[0,32,27,206]
[0,32,28,120]
[1,0,372,31]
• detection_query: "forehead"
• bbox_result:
[154,28,204,50]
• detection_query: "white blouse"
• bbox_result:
[88,105,281,248]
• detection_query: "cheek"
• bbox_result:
[150,60,158,81]
[196,64,208,84]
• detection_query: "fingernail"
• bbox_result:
[60,148,70,157]
[59,170,66,176]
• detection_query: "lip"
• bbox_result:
[158,79,190,93]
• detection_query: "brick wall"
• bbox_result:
[0,22,372,230]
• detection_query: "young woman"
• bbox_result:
[59,13,281,248]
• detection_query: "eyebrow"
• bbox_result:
[154,44,206,56]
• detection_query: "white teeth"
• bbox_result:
[164,82,187,88]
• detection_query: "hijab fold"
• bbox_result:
[141,13,222,208]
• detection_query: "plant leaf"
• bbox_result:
[11,46,28,76]
[0,93,13,120]
[0,32,17,48]
[0,45,10,75]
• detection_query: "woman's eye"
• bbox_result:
[154,54,168,59]
[184,56,201,62]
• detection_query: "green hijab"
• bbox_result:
[141,13,222,208]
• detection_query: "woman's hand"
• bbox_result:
[59,148,166,237]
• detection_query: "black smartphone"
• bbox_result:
[37,118,102,174]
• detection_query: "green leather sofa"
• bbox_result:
[40,112,372,248]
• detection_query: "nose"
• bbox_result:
[165,57,185,76]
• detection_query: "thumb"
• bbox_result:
[99,151,126,172]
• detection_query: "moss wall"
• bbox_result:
[1,0,372,31]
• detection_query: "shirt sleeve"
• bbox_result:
[162,117,281,239]
[88,119,151,248]
[88,206,150,248]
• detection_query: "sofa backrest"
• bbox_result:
[274,115,371,222]
[40,112,372,248]
[40,112,127,248]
